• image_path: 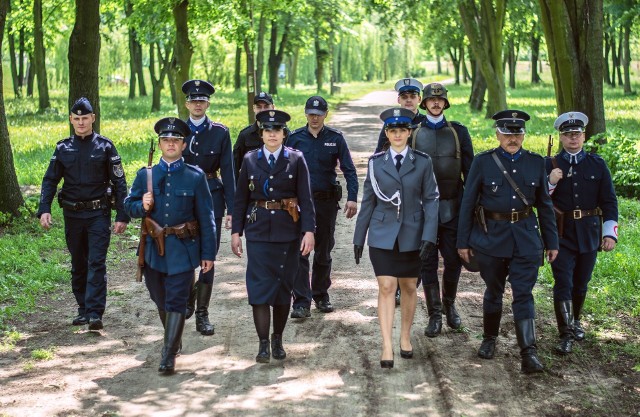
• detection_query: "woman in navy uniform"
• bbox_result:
[125,117,217,375]
[457,110,559,374]
[181,79,235,336]
[546,111,618,354]
[37,97,130,331]
[354,108,439,368]
[231,109,315,363]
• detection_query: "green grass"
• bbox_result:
[30,346,56,361]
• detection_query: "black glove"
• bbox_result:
[354,245,363,265]
[419,241,435,261]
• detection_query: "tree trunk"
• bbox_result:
[26,53,35,97]
[538,0,605,140]
[616,27,623,88]
[171,0,192,119]
[603,14,611,86]
[622,24,632,95]
[18,24,25,90]
[33,0,50,110]
[469,57,487,111]
[149,42,165,112]
[267,19,289,95]
[0,0,25,215]
[610,32,617,87]
[125,0,146,99]
[531,32,541,83]
[255,13,266,93]
[507,38,516,89]
[68,0,100,133]
[234,45,242,91]
[244,37,256,124]
[461,48,470,83]
[448,47,461,85]
[315,37,326,93]
[436,50,442,74]
[336,41,342,83]
[8,28,21,98]
[289,47,299,89]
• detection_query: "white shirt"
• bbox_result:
[426,114,444,125]
[189,116,206,126]
[263,146,282,163]
[389,146,409,165]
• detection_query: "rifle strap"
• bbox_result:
[551,157,558,169]
[146,167,153,195]
[491,152,530,206]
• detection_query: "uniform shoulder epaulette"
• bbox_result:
[290,127,305,135]
[95,134,114,144]
[369,151,385,160]
[209,121,229,131]
[412,149,430,159]
[246,148,260,155]
[477,149,494,156]
[136,166,147,173]
[185,163,205,175]
[325,125,343,135]
[526,150,544,158]
[587,152,604,161]
[284,145,302,154]
[448,120,466,128]
[57,136,73,144]
[238,124,254,134]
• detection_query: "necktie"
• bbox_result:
[395,154,403,172]
[570,154,577,165]
[269,154,276,169]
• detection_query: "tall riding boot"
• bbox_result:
[554,300,574,354]
[158,309,182,356]
[158,312,185,374]
[478,310,502,359]
[185,280,198,320]
[195,282,215,335]
[271,333,286,359]
[442,280,462,329]
[423,283,443,337]
[515,318,544,374]
[572,293,587,341]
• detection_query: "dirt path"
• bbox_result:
[1,90,638,417]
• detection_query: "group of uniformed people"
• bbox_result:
[37,76,618,376]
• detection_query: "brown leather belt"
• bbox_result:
[164,220,199,238]
[564,208,602,220]
[206,172,218,179]
[254,200,287,210]
[484,207,532,223]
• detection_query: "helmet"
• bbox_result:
[419,83,450,110]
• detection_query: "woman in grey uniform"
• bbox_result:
[354,108,439,368]
[231,109,316,363]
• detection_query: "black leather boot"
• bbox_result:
[515,318,544,374]
[158,309,182,355]
[442,280,462,329]
[185,280,198,320]
[478,310,501,359]
[256,339,270,363]
[195,282,215,335]
[271,333,286,360]
[423,283,442,337]
[572,293,586,341]
[158,312,185,375]
[554,300,574,355]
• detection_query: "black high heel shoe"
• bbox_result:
[400,344,413,359]
[380,351,394,368]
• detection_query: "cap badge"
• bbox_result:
[393,109,401,117]
[260,92,265,97]
[195,88,199,92]
[168,118,175,123]
[269,111,275,117]
[432,85,443,95]
[313,100,319,107]
[568,113,574,118]
[512,112,518,118]
[194,80,200,86]
[76,110,82,115]
[403,79,410,86]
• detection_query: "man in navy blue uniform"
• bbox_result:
[37,97,130,331]
[457,110,559,374]
[546,111,618,355]
[125,117,217,374]
[374,78,427,153]
[181,79,235,336]
[287,96,359,317]
[233,91,275,180]
[412,83,474,337]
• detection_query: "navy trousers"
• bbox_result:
[551,247,598,301]
[144,266,194,314]
[197,217,222,285]
[420,217,462,286]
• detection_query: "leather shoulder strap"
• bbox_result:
[410,126,420,149]
[491,152,530,206]
[446,121,461,159]
[551,157,558,169]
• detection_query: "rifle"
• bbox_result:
[135,137,156,282]
[547,134,554,157]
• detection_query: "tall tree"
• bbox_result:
[33,0,50,110]
[125,0,147,99]
[68,0,100,133]
[458,0,508,117]
[171,0,192,119]
[0,0,24,216]
[539,0,605,139]
[267,18,289,95]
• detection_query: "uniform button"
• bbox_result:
[196,153,199,156]
[284,251,287,255]
[269,188,273,191]
[195,142,199,145]
[575,194,578,197]
[270,176,274,179]
[183,192,187,195]
[531,182,535,185]
[574,183,578,186]
[167,183,171,186]
[166,193,170,196]
[165,214,169,217]
[511,208,516,211]
[166,203,169,207]
[280,265,284,268]
[289,175,293,179]
[164,224,168,227]
[512,196,516,199]
[534,225,538,229]
[591,175,595,179]
[168,173,171,177]
[513,169,516,173]
[271,210,275,214]
[491,182,495,185]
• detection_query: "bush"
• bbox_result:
[587,130,640,199]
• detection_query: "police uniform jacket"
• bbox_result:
[37,132,130,222]
[232,147,315,242]
[183,117,235,217]
[457,148,559,257]
[353,148,439,251]
[287,125,358,202]
[233,122,262,180]
[124,159,217,275]
[374,112,427,153]
[545,150,618,253]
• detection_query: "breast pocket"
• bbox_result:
[583,172,602,183]
[523,176,540,200]
[482,177,503,194]
[320,146,338,164]
[89,154,107,182]
[175,189,194,211]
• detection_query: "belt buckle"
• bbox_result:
[573,209,582,220]
[266,200,277,209]
[92,200,101,209]
[510,211,519,223]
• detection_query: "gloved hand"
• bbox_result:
[354,245,363,265]
[419,240,435,261]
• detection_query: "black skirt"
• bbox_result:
[369,241,421,277]
[245,239,299,305]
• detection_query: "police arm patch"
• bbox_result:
[113,163,124,178]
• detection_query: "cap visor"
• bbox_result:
[496,127,525,134]
[305,109,327,115]
[561,127,584,133]
[187,96,209,102]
